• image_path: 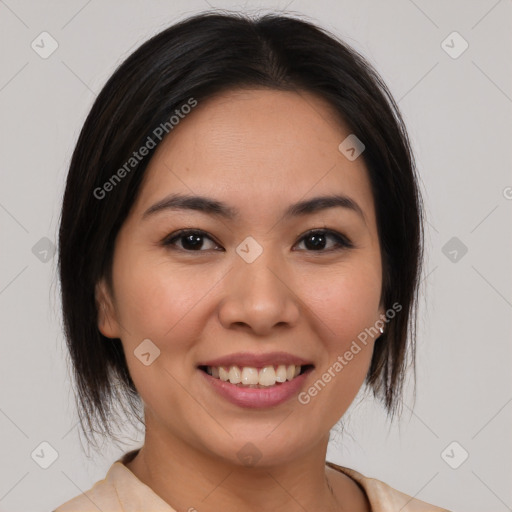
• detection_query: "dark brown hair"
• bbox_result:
[58,10,424,447]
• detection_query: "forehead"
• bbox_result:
[130,88,376,225]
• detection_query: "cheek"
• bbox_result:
[305,260,382,341]
[112,261,207,403]
[295,266,380,423]
[114,255,209,342]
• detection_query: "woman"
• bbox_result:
[54,11,450,512]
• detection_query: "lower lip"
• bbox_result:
[199,367,313,409]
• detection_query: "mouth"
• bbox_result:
[198,363,315,408]
[198,364,315,388]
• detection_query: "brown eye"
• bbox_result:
[162,229,220,251]
[162,228,353,253]
[294,229,353,252]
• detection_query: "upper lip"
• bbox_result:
[198,351,314,369]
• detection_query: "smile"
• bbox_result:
[198,364,315,409]
[199,364,314,387]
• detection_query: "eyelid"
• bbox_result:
[162,229,221,250]
[297,228,354,249]
[162,228,354,252]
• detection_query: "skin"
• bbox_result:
[96,88,385,512]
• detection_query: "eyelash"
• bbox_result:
[161,228,354,253]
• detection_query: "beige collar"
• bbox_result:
[56,449,448,512]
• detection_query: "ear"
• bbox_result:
[95,278,121,339]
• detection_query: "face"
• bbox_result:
[96,88,385,467]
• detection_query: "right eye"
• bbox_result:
[161,229,222,252]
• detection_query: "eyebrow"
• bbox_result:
[142,193,366,223]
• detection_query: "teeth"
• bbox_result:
[241,366,259,385]
[229,366,242,384]
[259,366,276,386]
[207,364,304,386]
[275,365,287,382]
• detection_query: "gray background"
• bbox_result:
[1,1,511,511]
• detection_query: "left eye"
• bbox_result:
[294,229,353,251]
[162,229,353,252]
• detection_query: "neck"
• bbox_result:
[125,412,368,512]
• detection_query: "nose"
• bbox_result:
[217,248,301,336]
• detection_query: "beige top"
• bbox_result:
[53,449,450,512]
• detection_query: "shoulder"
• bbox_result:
[53,453,174,512]
[326,461,452,512]
[52,465,122,512]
